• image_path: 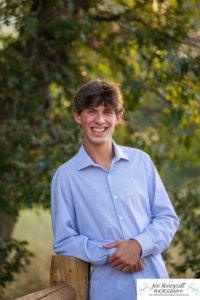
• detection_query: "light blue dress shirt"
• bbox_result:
[51,141,179,300]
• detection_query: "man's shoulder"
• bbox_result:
[118,144,149,159]
[52,153,79,179]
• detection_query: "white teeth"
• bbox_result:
[92,128,106,132]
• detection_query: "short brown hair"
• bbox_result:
[73,79,124,114]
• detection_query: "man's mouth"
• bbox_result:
[91,127,107,133]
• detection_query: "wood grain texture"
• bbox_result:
[50,255,90,300]
[15,284,75,300]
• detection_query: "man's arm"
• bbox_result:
[104,153,179,271]
[51,171,114,265]
[133,153,180,259]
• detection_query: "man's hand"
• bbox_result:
[104,239,144,273]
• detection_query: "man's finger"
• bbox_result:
[132,260,144,273]
[115,263,126,271]
[133,263,140,273]
[138,260,144,270]
[103,241,119,249]
[107,253,118,264]
[121,266,131,273]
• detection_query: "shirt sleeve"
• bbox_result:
[133,153,180,258]
[51,170,115,265]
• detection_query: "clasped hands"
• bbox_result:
[104,239,144,273]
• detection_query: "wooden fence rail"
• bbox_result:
[15,255,90,300]
[15,285,76,300]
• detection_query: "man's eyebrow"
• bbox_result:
[104,107,114,111]
[104,107,113,110]
[87,106,102,109]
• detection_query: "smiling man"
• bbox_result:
[51,79,179,300]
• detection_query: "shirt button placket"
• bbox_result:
[107,173,125,238]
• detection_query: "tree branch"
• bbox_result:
[92,14,121,22]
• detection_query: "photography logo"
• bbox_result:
[137,279,200,300]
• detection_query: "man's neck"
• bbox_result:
[83,140,115,171]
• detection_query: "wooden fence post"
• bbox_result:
[50,255,90,300]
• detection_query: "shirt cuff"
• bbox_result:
[98,245,116,257]
[133,232,154,258]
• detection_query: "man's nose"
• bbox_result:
[95,113,105,123]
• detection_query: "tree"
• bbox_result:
[0,0,200,290]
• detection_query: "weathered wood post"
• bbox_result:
[50,255,90,300]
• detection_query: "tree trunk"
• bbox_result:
[0,213,14,239]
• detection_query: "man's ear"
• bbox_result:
[115,113,123,125]
[73,112,82,125]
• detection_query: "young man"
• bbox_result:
[51,79,179,300]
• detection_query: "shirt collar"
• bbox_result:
[112,140,129,162]
[76,145,97,170]
[76,140,129,171]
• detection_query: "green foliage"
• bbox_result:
[169,181,200,278]
[0,0,200,288]
[0,238,32,293]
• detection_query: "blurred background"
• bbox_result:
[0,0,200,299]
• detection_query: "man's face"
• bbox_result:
[74,105,122,146]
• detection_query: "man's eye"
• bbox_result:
[104,110,113,115]
[88,110,96,114]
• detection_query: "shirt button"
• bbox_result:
[108,174,111,179]
[119,216,124,220]
[114,195,117,199]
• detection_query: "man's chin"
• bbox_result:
[88,137,111,145]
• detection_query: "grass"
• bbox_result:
[2,209,53,300]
